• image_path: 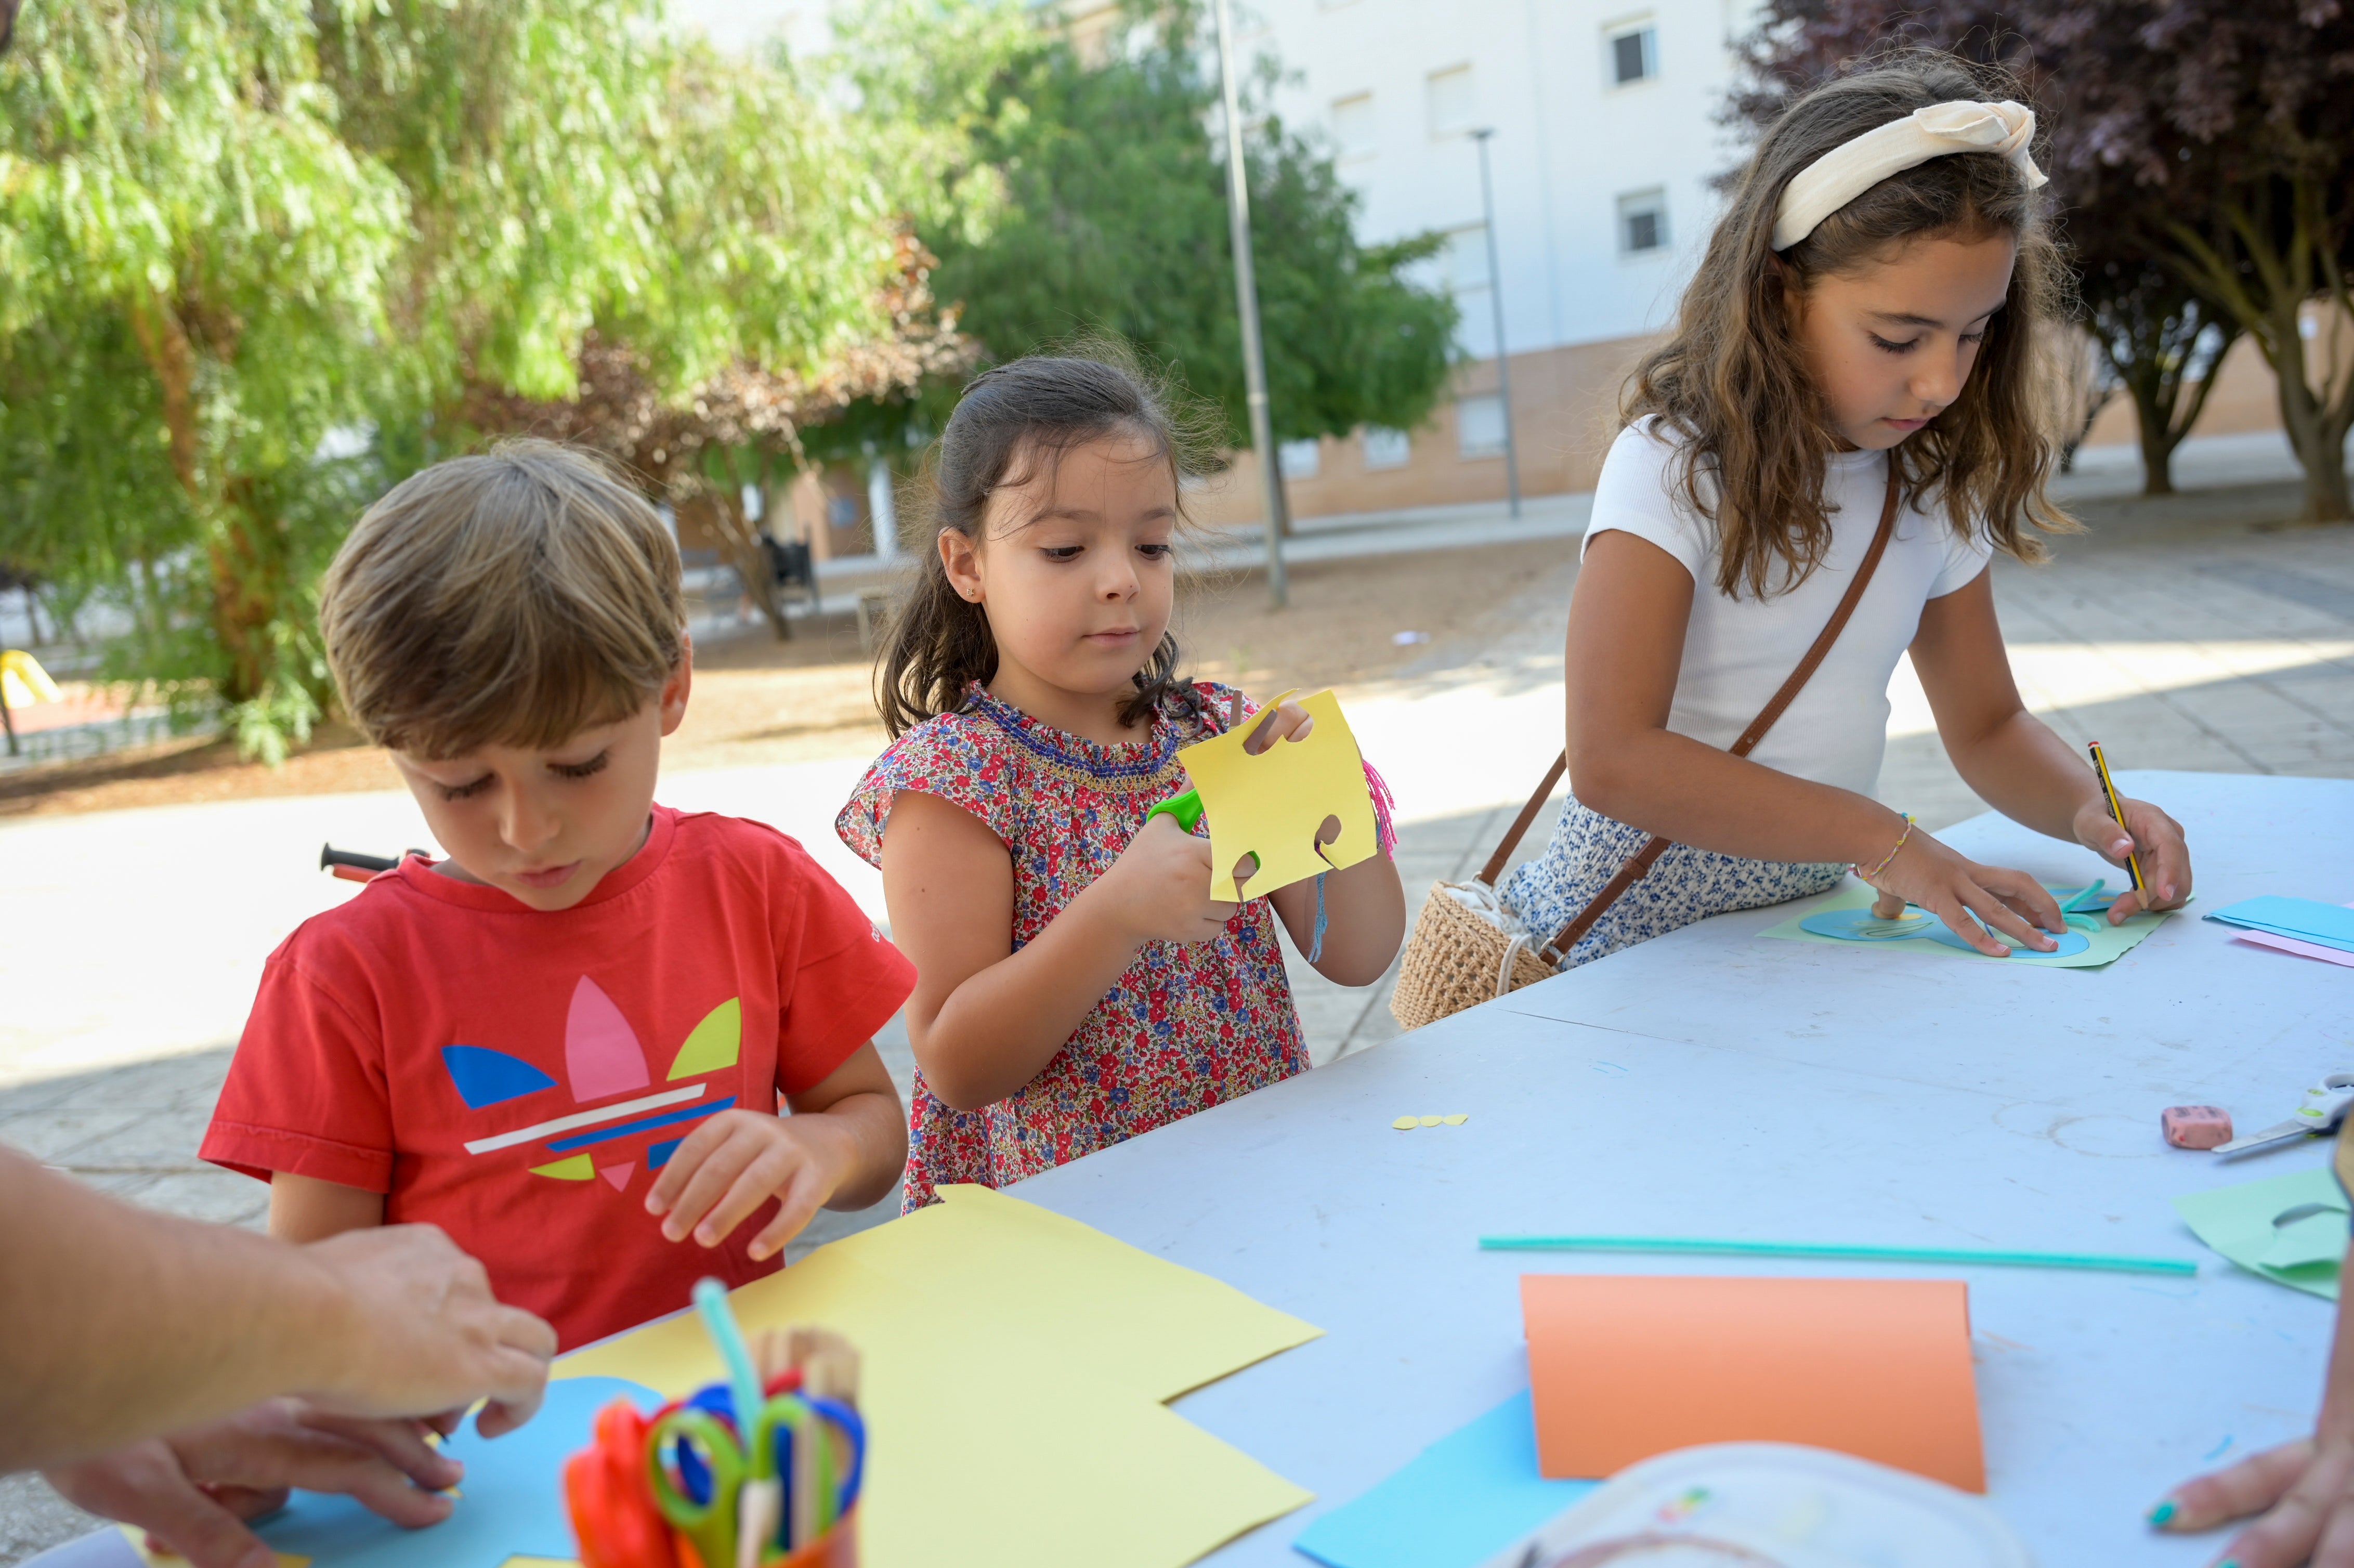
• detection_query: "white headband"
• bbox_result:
[1771,99,2048,252]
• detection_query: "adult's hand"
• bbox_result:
[44,1402,464,1568]
[2152,1432,2354,1567]
[304,1224,556,1438]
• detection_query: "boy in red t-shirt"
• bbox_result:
[202,441,913,1350]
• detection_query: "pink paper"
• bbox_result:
[2234,900,2354,969]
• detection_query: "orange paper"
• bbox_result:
[1519,1274,1985,1492]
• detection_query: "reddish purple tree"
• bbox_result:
[1736,3,2354,519]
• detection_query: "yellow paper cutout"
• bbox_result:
[1178,688,1376,902]
[557,1184,1319,1568]
[117,1526,306,1567]
[1392,1115,1418,1130]
[1419,1115,1442,1127]
[666,996,742,1080]
[528,1154,596,1180]
[1443,1114,1469,1126]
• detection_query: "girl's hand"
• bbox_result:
[2152,1432,2354,1567]
[1865,829,2067,957]
[2072,793,2190,920]
[1239,697,1315,753]
[645,1110,854,1263]
[1102,812,1240,944]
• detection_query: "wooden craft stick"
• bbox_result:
[1479,1234,2198,1276]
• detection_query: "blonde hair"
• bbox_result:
[1627,50,2075,599]
[321,440,685,757]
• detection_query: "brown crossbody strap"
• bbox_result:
[1473,455,1904,960]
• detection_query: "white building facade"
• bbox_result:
[1182,0,1763,519]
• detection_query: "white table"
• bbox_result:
[1010,770,2354,1565]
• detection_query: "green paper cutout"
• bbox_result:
[667,996,742,1080]
[2173,1168,2348,1299]
[529,1154,596,1181]
[1761,884,2169,969]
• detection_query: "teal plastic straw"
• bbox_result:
[2061,879,2107,914]
[691,1277,768,1450]
[1478,1235,2196,1276]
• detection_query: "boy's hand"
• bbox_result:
[45,1401,462,1568]
[645,1110,855,1263]
[2071,793,2190,920]
[1101,812,1239,945]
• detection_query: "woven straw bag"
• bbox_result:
[1388,457,1904,1033]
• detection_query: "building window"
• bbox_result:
[1607,23,1656,85]
[1444,224,1490,293]
[1362,427,1412,470]
[1278,438,1322,480]
[1330,93,1376,161]
[1618,188,1668,255]
[1457,395,1507,458]
[1426,65,1476,139]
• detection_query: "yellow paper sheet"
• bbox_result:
[1178,689,1376,901]
[556,1185,1320,1568]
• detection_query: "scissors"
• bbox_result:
[2215,1073,2354,1159]
[648,1388,868,1563]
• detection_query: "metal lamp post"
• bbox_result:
[1211,0,1287,608]
[1471,127,1520,519]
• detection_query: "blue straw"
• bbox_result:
[691,1277,767,1455]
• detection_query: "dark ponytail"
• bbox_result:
[875,348,1211,739]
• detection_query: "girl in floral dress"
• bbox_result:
[836,353,1406,1208]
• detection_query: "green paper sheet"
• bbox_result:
[557,1184,1321,1568]
[1760,883,2170,969]
[2173,1168,2349,1299]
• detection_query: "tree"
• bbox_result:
[0,2,922,754]
[2079,257,2241,495]
[835,0,1458,482]
[1735,2,2354,519]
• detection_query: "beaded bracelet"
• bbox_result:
[1857,813,1916,882]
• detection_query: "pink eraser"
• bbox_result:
[2162,1105,2233,1149]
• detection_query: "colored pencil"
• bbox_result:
[2086,741,2147,892]
[1477,1234,2197,1276]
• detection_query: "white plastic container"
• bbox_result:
[1476,1442,2032,1568]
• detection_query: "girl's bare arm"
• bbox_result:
[882,791,1230,1112]
[1564,531,2063,954]
[1907,569,2190,917]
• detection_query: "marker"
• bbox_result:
[2086,741,2146,893]
[692,1277,767,1462]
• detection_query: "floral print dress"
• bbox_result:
[836,681,1309,1209]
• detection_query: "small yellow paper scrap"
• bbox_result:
[1392,1115,1419,1130]
[1177,688,1377,902]
[1443,1114,1469,1126]
[1394,1114,1470,1130]
[1419,1115,1443,1127]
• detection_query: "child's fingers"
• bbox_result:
[692,1140,807,1248]
[1919,893,2008,957]
[1957,882,2057,952]
[644,1116,734,1217]
[747,1164,831,1263]
[2157,1439,2312,1532]
[653,1128,763,1244]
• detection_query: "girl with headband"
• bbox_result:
[1496,51,2192,967]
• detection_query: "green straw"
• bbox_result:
[1478,1234,2197,1276]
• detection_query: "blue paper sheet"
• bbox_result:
[1292,1391,1598,1568]
[2207,896,2354,955]
[255,1376,661,1567]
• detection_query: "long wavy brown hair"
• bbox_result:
[1627,51,2076,599]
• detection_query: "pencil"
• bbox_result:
[2086,741,2146,892]
[1477,1234,2198,1276]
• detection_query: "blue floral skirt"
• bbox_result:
[1497,795,1848,972]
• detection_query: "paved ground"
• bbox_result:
[4,439,2350,1558]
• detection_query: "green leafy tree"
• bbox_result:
[836,0,1458,470]
[0,1,916,754]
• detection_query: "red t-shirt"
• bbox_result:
[202,805,914,1349]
